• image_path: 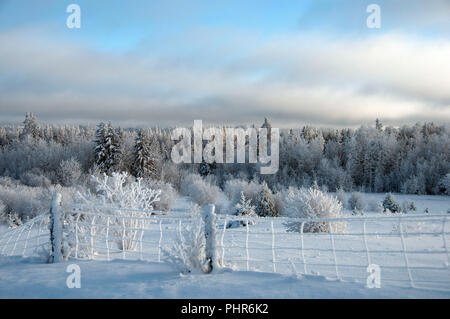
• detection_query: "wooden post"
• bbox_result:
[48,193,63,263]
[202,204,218,273]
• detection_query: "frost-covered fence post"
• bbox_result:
[399,218,415,288]
[220,217,227,267]
[202,205,218,274]
[48,193,63,263]
[442,216,449,266]
[271,220,276,273]
[158,220,163,262]
[300,222,307,274]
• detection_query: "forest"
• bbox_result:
[0,113,448,223]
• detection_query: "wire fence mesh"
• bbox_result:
[0,199,449,291]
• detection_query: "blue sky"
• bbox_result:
[0,0,449,127]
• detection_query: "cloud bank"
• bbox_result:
[0,26,449,128]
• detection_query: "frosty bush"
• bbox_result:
[348,192,366,212]
[144,179,177,211]
[58,158,82,187]
[439,173,450,195]
[382,193,401,213]
[20,169,51,188]
[223,178,263,208]
[367,199,382,213]
[284,187,346,233]
[0,183,47,221]
[0,199,5,222]
[7,212,23,228]
[335,187,346,207]
[163,210,208,274]
[73,172,161,255]
[181,174,221,206]
[401,175,426,195]
[401,201,416,213]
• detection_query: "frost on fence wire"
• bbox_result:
[0,213,51,260]
[57,201,196,262]
[216,214,450,291]
[0,202,449,291]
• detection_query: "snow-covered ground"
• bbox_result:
[0,194,449,299]
[0,256,448,299]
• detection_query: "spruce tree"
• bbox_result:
[255,182,278,217]
[134,129,158,178]
[94,122,121,174]
[382,193,400,213]
[20,112,40,140]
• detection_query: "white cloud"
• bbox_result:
[0,28,449,128]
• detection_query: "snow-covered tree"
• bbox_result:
[235,192,256,216]
[284,187,346,233]
[226,192,257,228]
[255,181,278,217]
[20,113,40,141]
[134,129,157,178]
[382,193,401,213]
[94,122,121,174]
[199,161,211,177]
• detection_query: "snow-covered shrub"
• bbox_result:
[255,182,278,217]
[163,210,207,274]
[74,172,161,254]
[214,191,232,215]
[401,201,416,213]
[335,187,346,207]
[181,174,221,206]
[0,200,5,223]
[144,179,177,211]
[367,199,382,213]
[0,184,44,221]
[348,192,366,212]
[223,178,263,208]
[7,212,22,228]
[226,192,257,228]
[401,175,426,195]
[272,191,285,216]
[382,193,401,213]
[160,162,186,191]
[438,173,450,195]
[0,176,20,187]
[20,169,51,188]
[58,157,82,187]
[284,187,346,233]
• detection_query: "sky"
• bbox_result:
[0,0,449,128]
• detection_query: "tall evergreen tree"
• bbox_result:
[134,129,157,178]
[94,122,121,174]
[255,182,278,217]
[20,113,40,140]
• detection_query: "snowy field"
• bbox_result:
[0,194,449,299]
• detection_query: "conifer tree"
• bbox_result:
[255,182,278,217]
[134,129,158,178]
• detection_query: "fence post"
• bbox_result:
[48,193,63,263]
[202,204,218,274]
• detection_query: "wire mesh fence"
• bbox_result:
[0,195,449,291]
